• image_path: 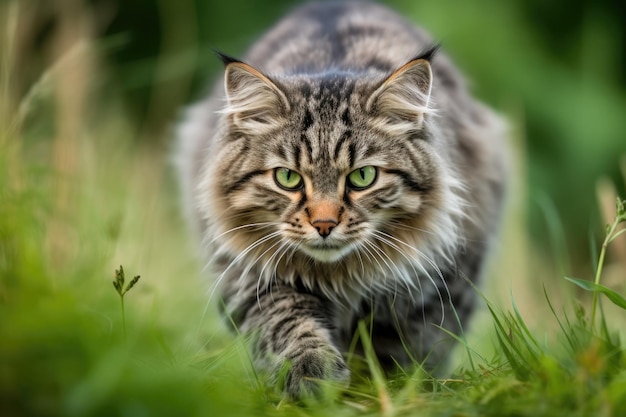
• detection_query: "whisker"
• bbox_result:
[206,231,283,302]
[254,238,288,307]
[206,222,279,246]
[374,230,451,327]
[358,239,385,279]
[376,230,446,282]
[370,233,426,306]
[381,219,438,236]
[202,221,280,258]
[362,239,406,296]
[268,241,298,301]
[352,243,367,279]
[365,236,416,302]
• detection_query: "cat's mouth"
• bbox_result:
[300,242,354,263]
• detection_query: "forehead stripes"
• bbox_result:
[298,76,356,130]
[287,75,357,167]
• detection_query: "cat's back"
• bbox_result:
[244,1,433,75]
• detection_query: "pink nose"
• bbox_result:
[312,219,338,238]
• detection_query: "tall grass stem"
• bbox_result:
[120,295,127,341]
[591,204,624,325]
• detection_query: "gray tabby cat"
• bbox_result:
[176,0,507,398]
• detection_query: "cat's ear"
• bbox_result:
[221,57,290,134]
[366,57,433,134]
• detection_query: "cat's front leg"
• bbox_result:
[222,283,349,398]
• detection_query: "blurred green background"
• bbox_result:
[2,0,626,415]
[12,0,626,266]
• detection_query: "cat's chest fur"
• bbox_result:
[177,0,507,398]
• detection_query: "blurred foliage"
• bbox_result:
[13,0,624,269]
[63,0,626,267]
[2,1,626,415]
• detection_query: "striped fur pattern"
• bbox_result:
[176,0,508,398]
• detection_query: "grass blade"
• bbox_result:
[487,305,530,380]
[357,321,393,417]
[565,277,626,310]
[543,286,578,352]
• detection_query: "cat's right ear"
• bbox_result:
[365,57,434,135]
[219,54,290,134]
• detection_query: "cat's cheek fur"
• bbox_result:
[219,170,297,212]
[391,194,424,216]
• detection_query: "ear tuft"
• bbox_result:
[222,61,290,134]
[366,58,434,135]
[214,50,243,66]
[414,44,440,63]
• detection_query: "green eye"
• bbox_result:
[274,168,303,190]
[347,166,377,190]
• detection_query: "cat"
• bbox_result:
[176,0,507,398]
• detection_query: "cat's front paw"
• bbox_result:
[280,347,350,399]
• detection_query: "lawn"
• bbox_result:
[2,1,626,416]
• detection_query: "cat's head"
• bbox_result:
[202,50,464,290]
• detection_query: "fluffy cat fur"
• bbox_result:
[176,0,508,398]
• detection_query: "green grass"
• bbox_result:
[2,1,626,416]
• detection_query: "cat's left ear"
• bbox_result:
[366,57,433,134]
[220,54,290,134]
